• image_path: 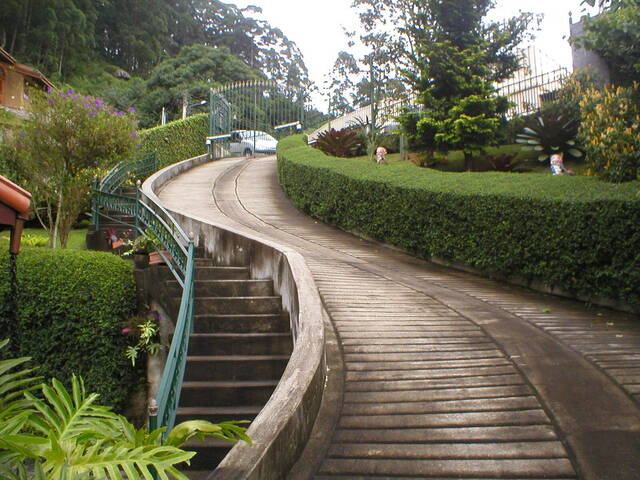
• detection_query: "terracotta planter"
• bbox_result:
[149,250,170,265]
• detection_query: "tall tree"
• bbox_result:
[0,0,96,77]
[396,0,534,170]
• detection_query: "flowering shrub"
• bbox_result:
[11,89,138,247]
[579,83,640,183]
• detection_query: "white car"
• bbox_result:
[229,130,278,156]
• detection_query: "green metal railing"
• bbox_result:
[100,152,157,193]
[92,158,195,434]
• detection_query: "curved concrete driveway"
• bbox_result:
[157,156,640,480]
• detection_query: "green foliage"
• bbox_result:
[398,1,534,170]
[140,114,209,169]
[9,89,138,248]
[315,128,365,158]
[0,0,310,88]
[575,2,640,86]
[579,83,640,182]
[278,136,640,307]
[486,154,523,172]
[135,44,260,128]
[516,109,584,163]
[0,363,249,480]
[0,248,138,411]
[123,319,163,367]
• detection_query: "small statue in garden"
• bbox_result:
[550,152,573,176]
[375,145,388,164]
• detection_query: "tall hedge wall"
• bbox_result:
[277,135,640,308]
[140,113,208,168]
[0,248,139,410]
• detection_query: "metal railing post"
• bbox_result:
[135,180,141,233]
[92,176,100,231]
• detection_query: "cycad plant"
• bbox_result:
[0,339,250,480]
[516,110,584,163]
[315,128,365,158]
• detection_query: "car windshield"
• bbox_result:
[239,131,276,142]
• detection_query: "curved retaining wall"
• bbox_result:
[143,155,326,480]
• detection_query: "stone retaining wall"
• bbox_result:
[143,155,327,480]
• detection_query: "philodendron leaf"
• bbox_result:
[166,420,251,448]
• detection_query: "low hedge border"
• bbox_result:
[277,135,640,310]
[140,113,208,169]
[0,248,139,411]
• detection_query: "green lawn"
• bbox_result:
[0,228,87,249]
[353,144,590,175]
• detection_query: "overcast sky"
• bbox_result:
[234,0,599,110]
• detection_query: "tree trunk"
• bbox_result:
[464,151,474,172]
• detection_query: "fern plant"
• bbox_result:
[0,340,250,480]
[315,128,364,158]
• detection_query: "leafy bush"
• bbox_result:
[0,341,250,480]
[278,135,640,307]
[9,89,138,248]
[140,114,208,169]
[315,128,364,158]
[486,154,523,172]
[0,248,138,411]
[579,83,640,183]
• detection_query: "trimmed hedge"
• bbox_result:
[278,135,640,308]
[140,113,208,169]
[0,248,139,411]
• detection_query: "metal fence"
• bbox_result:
[497,67,569,118]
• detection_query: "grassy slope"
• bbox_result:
[0,228,87,249]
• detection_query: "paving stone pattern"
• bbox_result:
[157,157,640,480]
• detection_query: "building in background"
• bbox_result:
[568,13,611,84]
[496,45,569,118]
[0,47,54,117]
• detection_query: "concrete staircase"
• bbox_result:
[163,258,293,479]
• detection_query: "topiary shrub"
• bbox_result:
[579,83,640,183]
[0,248,139,411]
[140,113,209,169]
[278,135,640,308]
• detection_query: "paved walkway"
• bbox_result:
[158,157,640,480]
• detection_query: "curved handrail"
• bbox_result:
[92,155,195,434]
[100,152,157,193]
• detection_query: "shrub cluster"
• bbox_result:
[579,84,640,183]
[0,248,139,411]
[140,113,208,169]
[277,135,640,307]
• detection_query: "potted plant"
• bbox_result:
[123,231,158,268]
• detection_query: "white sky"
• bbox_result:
[234,0,599,111]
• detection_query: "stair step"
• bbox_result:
[180,380,278,407]
[195,267,250,280]
[186,333,292,355]
[183,471,212,480]
[156,266,251,281]
[167,279,274,297]
[182,437,232,471]
[176,405,261,424]
[194,313,290,333]
[184,355,289,381]
[195,296,282,315]
[195,258,215,267]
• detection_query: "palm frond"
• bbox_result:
[54,442,195,480]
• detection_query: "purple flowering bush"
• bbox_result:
[12,89,139,248]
